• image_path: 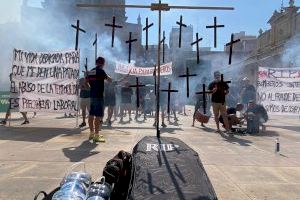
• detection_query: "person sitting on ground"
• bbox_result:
[219,103,244,131]
[244,100,268,133]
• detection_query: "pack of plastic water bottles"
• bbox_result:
[34,162,113,200]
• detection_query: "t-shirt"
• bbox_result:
[88,67,108,98]
[121,87,133,100]
[241,84,256,104]
[227,107,236,115]
[208,80,229,104]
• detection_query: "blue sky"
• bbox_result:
[0,0,295,49]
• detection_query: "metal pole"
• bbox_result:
[156,1,162,138]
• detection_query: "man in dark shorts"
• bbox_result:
[87,57,112,142]
[104,81,117,126]
[78,75,90,128]
[241,77,256,110]
[208,71,230,133]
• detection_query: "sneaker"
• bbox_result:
[93,135,105,143]
[89,133,95,140]
[107,120,112,126]
[0,120,7,125]
[21,120,29,125]
[161,123,167,128]
[79,122,86,128]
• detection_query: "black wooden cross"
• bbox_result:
[225,33,240,65]
[160,31,166,63]
[161,82,178,114]
[92,33,98,63]
[84,57,88,72]
[143,17,154,50]
[178,67,197,98]
[71,20,86,50]
[105,16,123,47]
[176,15,187,48]
[195,84,212,114]
[191,33,203,64]
[126,32,138,63]
[129,77,146,108]
[219,74,231,105]
[206,17,224,48]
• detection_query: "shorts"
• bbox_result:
[212,102,227,115]
[80,98,90,110]
[89,98,104,117]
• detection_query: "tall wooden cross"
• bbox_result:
[129,77,146,108]
[92,33,98,63]
[105,16,123,47]
[176,15,187,48]
[226,33,240,65]
[160,31,166,63]
[143,17,154,50]
[71,19,86,50]
[126,32,138,63]
[178,67,197,98]
[195,84,212,114]
[161,82,178,114]
[191,33,203,64]
[77,1,234,138]
[206,17,224,48]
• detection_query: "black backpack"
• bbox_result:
[103,150,132,200]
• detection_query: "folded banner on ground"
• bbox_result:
[115,62,172,76]
[257,67,300,115]
[129,136,218,200]
[10,49,80,113]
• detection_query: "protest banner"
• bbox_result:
[257,67,300,115]
[0,92,10,112]
[115,62,172,76]
[10,49,80,113]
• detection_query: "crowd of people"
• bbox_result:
[1,56,268,140]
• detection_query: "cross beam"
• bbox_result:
[178,67,197,98]
[129,77,146,108]
[125,32,138,63]
[92,33,98,64]
[226,33,240,65]
[143,17,154,50]
[161,82,178,114]
[71,19,86,50]
[77,1,234,138]
[105,16,123,47]
[176,15,187,48]
[206,17,224,48]
[195,84,213,114]
[191,33,203,64]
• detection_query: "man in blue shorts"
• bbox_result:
[87,57,112,142]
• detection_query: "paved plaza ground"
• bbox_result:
[0,107,299,200]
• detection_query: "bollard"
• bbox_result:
[275,138,280,154]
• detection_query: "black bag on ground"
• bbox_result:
[103,150,132,200]
[128,136,218,200]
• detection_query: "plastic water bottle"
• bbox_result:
[86,177,112,200]
[52,180,87,200]
[52,162,92,200]
[275,138,280,154]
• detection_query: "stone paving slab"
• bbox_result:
[0,111,299,199]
